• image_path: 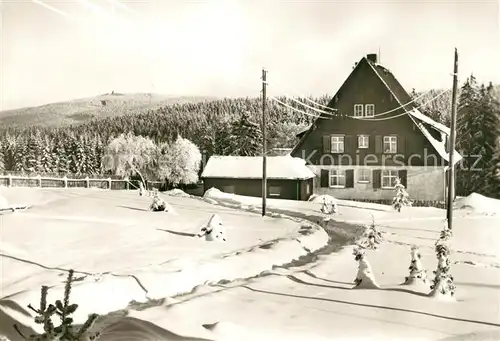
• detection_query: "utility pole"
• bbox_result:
[447,48,459,230]
[262,68,267,217]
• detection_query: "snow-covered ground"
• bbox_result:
[1,187,500,341]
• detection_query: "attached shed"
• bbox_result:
[201,155,315,201]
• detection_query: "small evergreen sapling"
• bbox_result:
[14,270,100,341]
[430,221,456,299]
[359,215,383,250]
[392,178,412,212]
[404,246,428,285]
[352,247,380,289]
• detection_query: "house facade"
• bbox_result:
[291,53,461,202]
[201,155,315,201]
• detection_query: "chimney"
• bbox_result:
[366,53,378,63]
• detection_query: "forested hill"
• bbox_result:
[0,93,217,127]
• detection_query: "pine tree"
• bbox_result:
[0,140,5,173]
[14,137,29,173]
[456,75,484,195]
[25,133,43,173]
[352,247,379,289]
[40,135,55,174]
[480,83,500,198]
[430,220,455,299]
[53,136,70,174]
[227,112,263,156]
[392,178,412,212]
[404,246,428,285]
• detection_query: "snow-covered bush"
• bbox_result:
[157,135,201,187]
[101,132,158,187]
[197,213,227,242]
[404,246,428,285]
[148,190,171,212]
[430,220,456,299]
[14,270,100,341]
[392,178,412,212]
[359,216,383,250]
[352,247,379,289]
[320,197,338,214]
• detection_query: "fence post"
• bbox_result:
[107,178,112,190]
[7,174,12,187]
[63,175,68,188]
[85,176,90,188]
[37,174,42,187]
[125,177,129,190]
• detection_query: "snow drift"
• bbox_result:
[455,193,500,215]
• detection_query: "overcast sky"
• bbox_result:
[1,0,499,110]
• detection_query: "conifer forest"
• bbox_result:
[0,78,499,198]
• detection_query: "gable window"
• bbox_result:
[358,135,369,149]
[354,104,364,117]
[383,135,397,153]
[365,104,375,117]
[381,170,398,188]
[358,169,370,183]
[269,186,281,197]
[330,135,345,153]
[329,169,346,188]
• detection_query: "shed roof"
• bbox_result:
[201,155,315,180]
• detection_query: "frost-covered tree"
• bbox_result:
[359,217,383,250]
[102,132,158,186]
[0,140,5,173]
[392,178,412,212]
[404,246,428,285]
[352,247,379,289]
[227,112,262,156]
[158,135,201,187]
[53,138,70,174]
[430,220,455,299]
[485,142,500,199]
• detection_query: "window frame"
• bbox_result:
[330,135,345,153]
[381,170,399,189]
[358,135,369,149]
[358,168,371,183]
[329,169,346,188]
[365,104,375,117]
[268,186,281,197]
[354,104,364,117]
[383,135,397,154]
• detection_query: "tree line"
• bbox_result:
[0,86,499,198]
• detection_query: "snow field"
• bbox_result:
[0,187,329,340]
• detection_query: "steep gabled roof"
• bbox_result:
[201,155,315,180]
[291,54,461,164]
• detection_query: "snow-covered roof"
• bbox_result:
[408,109,451,135]
[417,122,462,165]
[201,155,315,180]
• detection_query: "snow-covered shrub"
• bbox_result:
[359,216,383,250]
[392,178,412,212]
[14,270,100,341]
[430,220,456,299]
[148,190,171,212]
[404,246,428,285]
[320,197,338,214]
[157,135,201,187]
[352,247,379,289]
[197,213,227,242]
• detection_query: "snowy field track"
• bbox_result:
[0,187,331,340]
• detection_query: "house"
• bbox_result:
[200,155,315,200]
[291,53,462,203]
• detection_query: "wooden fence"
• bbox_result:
[0,174,165,191]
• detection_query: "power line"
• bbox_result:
[268,96,332,120]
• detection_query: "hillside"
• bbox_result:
[0,92,217,127]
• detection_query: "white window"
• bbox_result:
[383,135,397,153]
[365,104,375,117]
[358,169,370,183]
[358,135,369,149]
[330,135,344,153]
[354,104,364,117]
[382,170,398,188]
[329,169,346,188]
[269,186,281,197]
